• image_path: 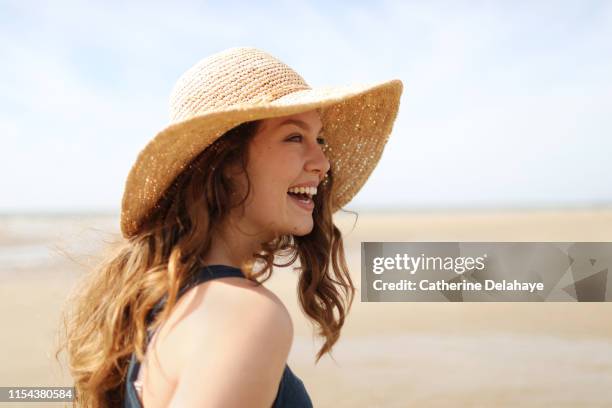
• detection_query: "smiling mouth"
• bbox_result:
[287,191,315,210]
[287,191,311,201]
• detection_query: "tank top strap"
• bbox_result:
[193,264,246,283]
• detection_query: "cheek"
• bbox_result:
[250,158,295,194]
[246,175,288,214]
[246,146,300,211]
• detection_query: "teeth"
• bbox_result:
[287,186,317,197]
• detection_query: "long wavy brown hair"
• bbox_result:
[55,119,356,407]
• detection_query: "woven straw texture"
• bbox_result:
[121,47,403,238]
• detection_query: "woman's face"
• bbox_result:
[229,109,330,240]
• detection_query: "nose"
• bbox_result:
[304,142,331,181]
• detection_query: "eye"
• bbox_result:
[285,133,326,146]
[286,133,303,142]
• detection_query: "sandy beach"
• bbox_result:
[1,208,611,407]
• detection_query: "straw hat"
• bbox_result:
[121,47,403,238]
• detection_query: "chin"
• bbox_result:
[288,221,314,236]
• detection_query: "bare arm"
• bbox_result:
[167,286,293,408]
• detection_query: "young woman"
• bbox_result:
[57,47,402,407]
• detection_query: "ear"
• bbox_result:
[222,160,245,180]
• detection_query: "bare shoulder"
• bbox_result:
[198,276,293,336]
[167,278,294,407]
[188,276,295,364]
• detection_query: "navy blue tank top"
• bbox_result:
[123,265,313,407]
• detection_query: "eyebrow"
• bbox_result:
[278,118,324,136]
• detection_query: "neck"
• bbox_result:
[200,217,276,269]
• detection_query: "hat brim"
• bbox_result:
[121,79,403,238]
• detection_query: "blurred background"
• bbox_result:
[1,1,611,407]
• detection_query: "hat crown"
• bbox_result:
[168,47,311,123]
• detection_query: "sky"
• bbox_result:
[1,0,611,213]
